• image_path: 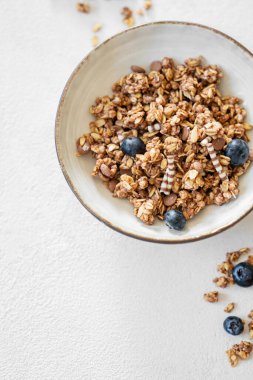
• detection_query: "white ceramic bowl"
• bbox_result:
[55,22,253,243]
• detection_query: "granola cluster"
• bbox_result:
[76,57,252,225]
[226,341,253,367]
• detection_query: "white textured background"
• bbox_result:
[1,1,253,379]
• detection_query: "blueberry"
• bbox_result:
[121,137,145,157]
[165,210,186,231]
[232,262,253,287]
[223,316,244,336]
[224,139,249,166]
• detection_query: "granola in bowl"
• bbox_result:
[76,56,252,231]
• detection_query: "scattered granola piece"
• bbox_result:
[92,23,102,33]
[213,276,230,288]
[203,291,219,303]
[249,149,253,161]
[76,2,90,13]
[144,0,152,10]
[247,255,253,266]
[91,35,99,47]
[121,7,135,27]
[217,261,233,277]
[248,310,253,320]
[226,348,238,367]
[224,303,235,313]
[124,16,135,27]
[121,6,132,19]
[248,321,253,339]
[226,341,253,367]
[226,248,250,263]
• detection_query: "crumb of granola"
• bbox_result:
[92,23,102,33]
[217,261,233,277]
[76,2,90,13]
[248,310,253,320]
[247,255,253,266]
[224,302,235,313]
[203,291,219,303]
[226,248,250,263]
[226,349,238,367]
[144,0,152,10]
[249,321,253,339]
[91,35,99,47]
[121,7,135,27]
[121,6,132,18]
[213,276,230,288]
[226,341,253,367]
[124,16,135,27]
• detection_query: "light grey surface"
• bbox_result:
[1,1,253,379]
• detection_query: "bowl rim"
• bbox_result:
[55,20,253,244]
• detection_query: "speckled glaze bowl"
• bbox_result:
[55,22,253,243]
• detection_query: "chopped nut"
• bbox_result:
[91,35,99,47]
[212,137,226,150]
[92,23,102,33]
[131,65,146,73]
[76,2,90,13]
[224,303,235,313]
[150,61,162,72]
[163,193,177,206]
[203,291,219,303]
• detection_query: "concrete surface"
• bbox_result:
[1,1,253,379]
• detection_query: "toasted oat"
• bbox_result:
[226,341,253,367]
[224,303,235,313]
[92,23,102,33]
[76,2,90,13]
[91,35,99,47]
[203,291,219,303]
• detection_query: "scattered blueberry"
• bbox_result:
[232,262,253,287]
[165,210,186,231]
[121,137,146,156]
[225,139,249,166]
[223,316,244,336]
